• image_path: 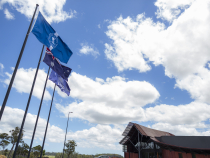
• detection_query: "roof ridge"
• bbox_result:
[132,122,175,136]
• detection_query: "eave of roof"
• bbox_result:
[151,137,210,151]
[119,122,210,151]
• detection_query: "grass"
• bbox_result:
[45,156,55,158]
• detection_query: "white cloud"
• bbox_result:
[105,0,210,104]
[0,106,122,150]
[105,14,163,73]
[67,124,123,150]
[2,0,210,140]
[0,0,76,23]
[0,106,58,142]
[2,69,210,137]
[0,63,4,76]
[0,63,4,70]
[3,67,160,113]
[175,69,210,103]
[56,72,160,124]
[155,0,195,22]
[145,102,210,127]
[1,104,209,149]
[79,43,100,58]
[56,96,210,136]
[54,72,210,136]
[68,72,159,107]
[4,68,54,100]
[152,123,210,136]
[3,67,73,99]
[4,8,14,20]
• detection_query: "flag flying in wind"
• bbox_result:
[49,70,70,96]
[43,48,72,81]
[32,12,73,64]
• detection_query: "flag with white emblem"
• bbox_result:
[43,48,72,81]
[32,12,73,63]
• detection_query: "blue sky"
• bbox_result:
[1,0,210,156]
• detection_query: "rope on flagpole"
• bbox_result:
[40,83,56,158]
[0,4,39,121]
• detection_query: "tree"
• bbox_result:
[16,142,29,157]
[55,153,63,158]
[3,149,8,156]
[32,145,45,158]
[8,127,24,158]
[63,140,77,158]
[0,133,10,151]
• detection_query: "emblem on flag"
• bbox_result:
[32,12,73,63]
[48,33,58,50]
[51,62,54,67]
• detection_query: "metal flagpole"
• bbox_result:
[27,65,51,158]
[0,4,39,121]
[40,84,56,158]
[12,63,50,158]
[62,112,73,158]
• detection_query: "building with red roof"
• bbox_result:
[119,122,210,158]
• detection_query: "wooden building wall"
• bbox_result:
[162,149,210,158]
[124,150,210,158]
[124,152,138,158]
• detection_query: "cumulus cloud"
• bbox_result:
[152,123,210,136]
[69,72,159,107]
[68,124,123,149]
[155,0,195,22]
[4,8,14,20]
[0,106,123,150]
[4,68,54,100]
[79,43,99,58]
[175,69,210,103]
[3,67,74,99]
[2,67,158,109]
[0,106,58,141]
[105,14,163,72]
[105,0,210,104]
[56,100,210,136]
[0,0,76,23]
[145,102,210,127]
[0,63,4,76]
[2,69,210,137]
[56,72,160,124]
[2,0,210,141]
[54,72,210,136]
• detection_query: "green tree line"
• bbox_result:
[95,154,123,158]
[0,127,122,158]
[0,127,45,158]
[55,153,123,158]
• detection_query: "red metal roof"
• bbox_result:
[133,123,175,137]
[120,122,210,151]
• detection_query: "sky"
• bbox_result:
[0,0,210,156]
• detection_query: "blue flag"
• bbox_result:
[32,12,73,64]
[49,70,70,96]
[43,48,72,81]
